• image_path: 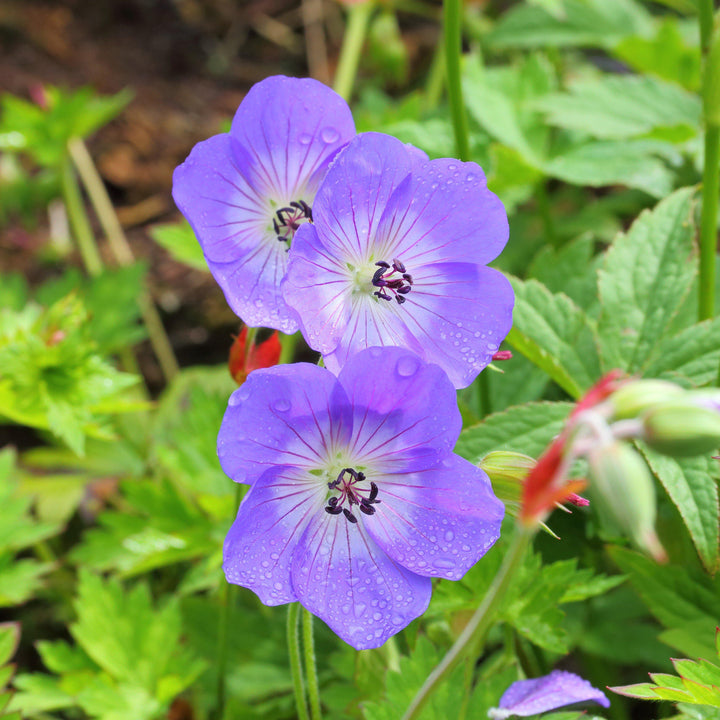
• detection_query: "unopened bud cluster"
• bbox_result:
[488,375,720,561]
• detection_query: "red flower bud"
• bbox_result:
[228,327,281,385]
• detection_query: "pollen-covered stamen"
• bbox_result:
[372,257,413,305]
[324,468,380,522]
[274,200,313,245]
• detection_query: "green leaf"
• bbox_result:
[528,234,601,313]
[543,139,676,197]
[640,447,719,573]
[613,19,701,91]
[609,547,720,658]
[149,220,209,272]
[455,401,573,463]
[535,75,700,141]
[506,277,602,397]
[486,0,652,50]
[597,188,697,371]
[643,316,720,387]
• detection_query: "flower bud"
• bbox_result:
[480,451,535,509]
[642,401,720,457]
[588,441,666,561]
[609,379,684,421]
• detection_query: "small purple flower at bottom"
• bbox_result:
[218,346,504,649]
[172,75,355,333]
[489,671,611,719]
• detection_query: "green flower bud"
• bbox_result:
[479,451,535,510]
[610,379,684,421]
[642,401,720,457]
[588,442,666,561]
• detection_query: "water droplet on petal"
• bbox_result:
[433,557,456,570]
[396,355,419,378]
[273,398,291,412]
[298,133,312,145]
[321,127,339,143]
[444,530,455,542]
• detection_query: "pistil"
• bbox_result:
[324,467,381,523]
[273,200,313,245]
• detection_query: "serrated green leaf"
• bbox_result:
[535,75,700,141]
[643,316,720,387]
[455,401,573,463]
[597,188,697,371]
[543,139,676,197]
[609,547,720,658]
[528,234,601,313]
[0,555,55,607]
[612,682,670,699]
[0,625,19,668]
[486,0,652,49]
[640,447,719,573]
[507,277,602,397]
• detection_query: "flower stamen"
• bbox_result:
[324,468,381,522]
[372,258,413,305]
[273,200,313,246]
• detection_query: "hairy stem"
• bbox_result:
[302,609,322,720]
[288,604,310,720]
[401,528,532,720]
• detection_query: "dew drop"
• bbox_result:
[273,398,291,412]
[298,133,312,145]
[321,127,340,143]
[433,557,456,570]
[444,530,455,542]
[396,355,420,378]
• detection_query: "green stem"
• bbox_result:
[214,483,243,720]
[444,0,470,161]
[302,609,322,720]
[401,527,533,720]
[333,0,375,101]
[699,0,714,53]
[424,35,446,110]
[279,331,300,365]
[67,137,180,382]
[288,604,310,720]
[700,124,719,322]
[478,369,491,418]
[61,155,103,277]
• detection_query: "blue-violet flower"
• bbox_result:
[282,131,514,388]
[172,75,355,332]
[219,346,504,649]
[489,670,611,719]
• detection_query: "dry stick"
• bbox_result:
[302,0,331,85]
[68,137,180,384]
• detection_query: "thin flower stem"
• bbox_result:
[279,331,300,365]
[214,483,244,720]
[67,137,180,383]
[288,604,310,720]
[699,1,719,323]
[333,0,375,101]
[424,35,445,110]
[61,155,103,277]
[302,608,322,720]
[401,527,533,720]
[443,0,470,162]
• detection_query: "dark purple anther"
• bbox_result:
[369,482,378,502]
[275,200,313,244]
[343,508,358,523]
[359,502,375,515]
[325,467,380,523]
[371,257,412,305]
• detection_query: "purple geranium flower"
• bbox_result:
[218,346,504,649]
[282,132,514,388]
[172,75,355,333]
[489,671,611,719]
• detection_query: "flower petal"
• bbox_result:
[291,510,431,649]
[230,75,355,200]
[218,363,352,484]
[311,132,423,263]
[374,157,509,267]
[401,263,515,388]
[224,466,324,605]
[365,455,504,580]
[172,134,299,332]
[491,670,611,719]
[337,347,462,472]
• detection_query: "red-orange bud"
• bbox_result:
[228,327,281,385]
